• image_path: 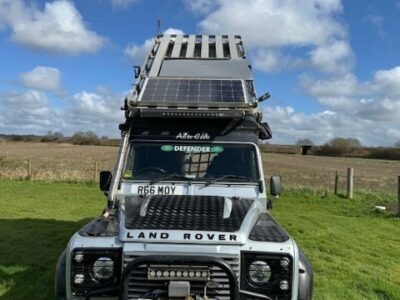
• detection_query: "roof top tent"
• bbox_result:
[123,34,271,142]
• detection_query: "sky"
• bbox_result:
[0,0,399,146]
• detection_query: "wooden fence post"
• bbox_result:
[397,176,400,217]
[334,171,339,195]
[346,167,353,199]
[93,161,98,182]
[27,158,32,180]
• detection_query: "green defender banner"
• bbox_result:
[161,145,224,153]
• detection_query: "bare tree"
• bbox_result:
[327,137,362,148]
[295,138,314,146]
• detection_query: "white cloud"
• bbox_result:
[163,27,185,35]
[0,0,105,55]
[188,0,351,74]
[301,66,400,106]
[124,28,184,65]
[261,104,400,146]
[70,87,123,126]
[61,87,124,136]
[294,66,400,143]
[0,90,58,133]
[197,0,345,48]
[110,0,139,9]
[309,39,354,74]
[252,49,289,73]
[20,66,62,92]
[372,66,400,97]
[124,38,154,65]
[184,0,217,14]
[0,86,124,137]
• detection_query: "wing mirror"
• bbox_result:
[99,171,112,192]
[270,176,281,198]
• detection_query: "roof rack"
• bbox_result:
[124,34,261,120]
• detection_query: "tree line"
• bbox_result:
[0,131,119,146]
[294,137,400,160]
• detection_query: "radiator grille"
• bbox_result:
[123,254,239,299]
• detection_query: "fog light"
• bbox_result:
[74,253,84,263]
[280,280,289,290]
[280,257,290,269]
[74,274,85,284]
[189,271,195,277]
[149,271,156,277]
[163,271,170,277]
[248,261,271,284]
[92,257,114,280]
[176,271,182,277]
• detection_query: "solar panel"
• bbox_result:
[140,78,245,104]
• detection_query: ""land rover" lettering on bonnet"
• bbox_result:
[126,232,237,241]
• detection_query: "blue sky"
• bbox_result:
[0,0,399,146]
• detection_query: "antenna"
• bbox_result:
[157,19,161,35]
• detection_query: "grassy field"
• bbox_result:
[0,142,116,181]
[0,181,399,299]
[1,142,399,194]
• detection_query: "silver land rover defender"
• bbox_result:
[55,34,313,300]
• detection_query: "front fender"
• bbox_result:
[298,249,313,300]
[55,249,67,300]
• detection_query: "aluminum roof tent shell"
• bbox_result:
[147,34,249,78]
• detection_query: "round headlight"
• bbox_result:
[92,257,114,280]
[248,261,271,285]
[280,257,290,269]
[74,274,85,285]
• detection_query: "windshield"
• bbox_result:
[123,142,259,183]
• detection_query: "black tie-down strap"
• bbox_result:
[120,255,239,300]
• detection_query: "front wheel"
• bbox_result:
[267,199,273,209]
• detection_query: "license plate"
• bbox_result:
[132,185,183,195]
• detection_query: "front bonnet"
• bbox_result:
[119,195,262,244]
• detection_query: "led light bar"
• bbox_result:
[140,109,245,119]
[147,267,210,281]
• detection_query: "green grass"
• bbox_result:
[272,190,400,300]
[0,181,399,299]
[0,181,104,300]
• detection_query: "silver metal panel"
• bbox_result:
[159,59,252,79]
[201,35,209,58]
[149,34,171,77]
[228,35,239,59]
[186,35,196,58]
[171,35,183,58]
[215,35,224,58]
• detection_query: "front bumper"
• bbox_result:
[84,255,239,300]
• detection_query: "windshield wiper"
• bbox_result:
[205,175,251,186]
[150,173,192,185]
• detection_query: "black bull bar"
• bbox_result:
[85,255,239,300]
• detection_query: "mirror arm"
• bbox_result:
[258,180,264,193]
